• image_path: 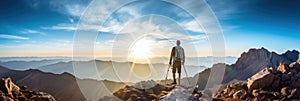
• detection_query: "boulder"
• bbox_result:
[282,74,290,81]
[298,53,300,64]
[0,77,20,98]
[0,77,56,101]
[277,62,289,74]
[290,62,300,72]
[290,68,297,74]
[247,68,274,91]
[229,81,248,90]
[252,89,260,97]
[281,87,291,96]
[290,80,300,88]
[0,91,13,101]
[233,90,247,99]
[291,76,297,82]
[271,79,280,90]
[127,95,138,101]
[289,88,300,99]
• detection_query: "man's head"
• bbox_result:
[176,40,181,46]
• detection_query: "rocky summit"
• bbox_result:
[99,81,175,101]
[223,48,299,83]
[213,58,300,100]
[0,77,56,101]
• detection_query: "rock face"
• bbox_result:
[213,59,300,100]
[247,68,274,91]
[214,81,250,100]
[159,48,300,101]
[277,61,289,73]
[223,48,299,83]
[0,77,56,101]
[192,48,299,92]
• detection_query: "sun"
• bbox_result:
[129,38,152,60]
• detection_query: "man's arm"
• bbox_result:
[169,47,175,65]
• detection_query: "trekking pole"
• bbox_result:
[182,64,191,86]
[165,65,171,85]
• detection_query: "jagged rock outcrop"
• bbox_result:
[247,68,274,91]
[163,48,300,101]
[99,82,175,101]
[0,77,56,101]
[213,59,300,100]
[192,48,299,93]
[223,48,299,83]
[214,81,250,100]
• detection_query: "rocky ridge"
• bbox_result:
[213,54,300,100]
[192,48,299,90]
[0,77,56,101]
[223,48,299,83]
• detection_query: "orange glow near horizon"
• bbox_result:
[0,51,237,57]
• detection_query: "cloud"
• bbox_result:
[0,34,29,40]
[49,0,90,17]
[65,4,86,16]
[42,23,76,31]
[112,15,207,48]
[21,29,46,35]
[43,4,141,33]
[181,20,205,33]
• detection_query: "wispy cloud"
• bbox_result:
[42,23,77,31]
[49,0,90,17]
[65,4,86,16]
[0,34,29,40]
[21,29,46,35]
[181,20,205,33]
[43,4,141,33]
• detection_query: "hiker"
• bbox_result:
[169,40,185,85]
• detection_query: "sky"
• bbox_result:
[0,0,299,57]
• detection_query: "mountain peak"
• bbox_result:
[223,48,299,83]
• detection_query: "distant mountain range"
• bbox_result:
[0,59,207,82]
[0,65,126,101]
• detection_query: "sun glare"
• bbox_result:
[129,38,152,60]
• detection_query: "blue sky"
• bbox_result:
[0,0,299,57]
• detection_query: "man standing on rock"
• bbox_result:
[169,40,185,85]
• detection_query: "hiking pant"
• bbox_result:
[172,60,182,73]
